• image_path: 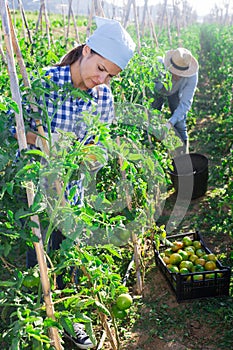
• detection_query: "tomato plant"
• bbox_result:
[0,8,233,350]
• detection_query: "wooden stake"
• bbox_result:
[86,0,94,37]
[123,0,132,28]
[116,136,143,295]
[80,265,118,350]
[2,3,63,349]
[131,0,141,52]
[35,0,52,48]
[17,0,33,46]
[70,2,80,43]
[7,6,66,206]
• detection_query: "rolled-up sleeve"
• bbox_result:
[169,73,198,125]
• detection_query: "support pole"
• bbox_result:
[116,136,143,295]
[1,3,63,349]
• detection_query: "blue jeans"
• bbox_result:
[152,91,188,142]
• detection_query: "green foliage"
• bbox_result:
[0,16,171,348]
[0,11,233,349]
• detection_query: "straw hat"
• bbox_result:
[164,48,198,77]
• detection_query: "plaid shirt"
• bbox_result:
[33,65,115,205]
[33,65,114,137]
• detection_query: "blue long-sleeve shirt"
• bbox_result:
[155,57,198,126]
[168,74,198,125]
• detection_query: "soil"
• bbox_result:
[100,114,233,350]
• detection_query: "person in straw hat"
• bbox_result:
[13,16,135,349]
[152,47,199,153]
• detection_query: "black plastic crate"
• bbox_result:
[153,231,231,302]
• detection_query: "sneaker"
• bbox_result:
[65,323,94,349]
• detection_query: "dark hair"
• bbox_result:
[55,44,99,67]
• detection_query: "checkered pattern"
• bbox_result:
[31,65,114,137]
[31,65,114,205]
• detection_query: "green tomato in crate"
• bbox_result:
[202,254,209,261]
[193,274,203,281]
[193,240,202,249]
[164,247,173,257]
[169,253,182,265]
[184,246,195,256]
[207,253,217,262]
[180,267,189,274]
[179,260,194,271]
[171,241,184,252]
[204,261,217,271]
[162,255,170,265]
[191,264,205,272]
[177,249,189,261]
[189,254,199,263]
[182,236,193,247]
[167,264,179,273]
[195,258,206,266]
[195,248,206,257]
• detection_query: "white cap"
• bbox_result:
[86,16,136,70]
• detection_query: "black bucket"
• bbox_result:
[169,153,208,200]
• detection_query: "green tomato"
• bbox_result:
[112,304,127,319]
[22,275,40,288]
[116,293,133,311]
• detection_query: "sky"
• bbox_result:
[184,0,228,16]
[107,0,231,17]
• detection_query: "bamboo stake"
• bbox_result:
[65,0,79,46]
[148,6,159,47]
[80,265,118,350]
[86,0,94,37]
[41,0,51,48]
[95,0,105,17]
[71,4,80,43]
[1,3,63,349]
[17,0,33,46]
[7,6,66,207]
[7,6,49,154]
[131,0,141,53]
[35,0,52,48]
[123,0,132,28]
[141,0,148,37]
[166,6,172,47]
[35,3,43,33]
[60,0,66,46]
[158,0,168,38]
[15,0,26,39]
[116,136,143,295]
[65,0,72,48]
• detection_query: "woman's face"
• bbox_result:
[70,45,122,90]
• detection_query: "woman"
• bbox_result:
[27,16,135,148]
[23,16,135,349]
